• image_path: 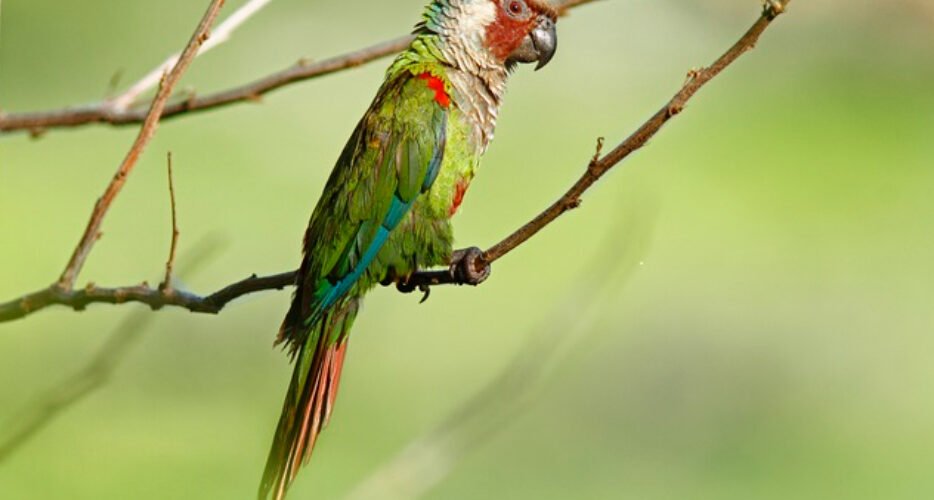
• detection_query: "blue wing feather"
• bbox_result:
[304,78,449,325]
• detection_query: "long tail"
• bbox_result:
[259,297,361,500]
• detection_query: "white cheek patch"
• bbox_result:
[455,0,497,36]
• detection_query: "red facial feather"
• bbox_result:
[484,1,555,61]
[485,10,535,61]
[418,72,451,108]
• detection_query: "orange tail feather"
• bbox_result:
[260,298,358,500]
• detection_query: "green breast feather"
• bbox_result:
[293,66,478,337]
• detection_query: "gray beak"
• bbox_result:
[531,16,557,70]
[507,15,558,71]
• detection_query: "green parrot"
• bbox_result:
[260,1,558,497]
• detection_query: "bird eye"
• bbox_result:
[505,0,527,18]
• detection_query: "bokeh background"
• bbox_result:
[2,0,933,498]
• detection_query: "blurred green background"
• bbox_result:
[2,0,934,498]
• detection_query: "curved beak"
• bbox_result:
[531,16,557,70]
[507,15,558,71]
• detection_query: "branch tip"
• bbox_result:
[764,0,787,19]
[161,152,181,291]
[589,137,605,167]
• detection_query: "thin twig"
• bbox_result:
[160,153,181,291]
[0,1,789,323]
[108,0,275,112]
[0,0,597,135]
[56,0,227,291]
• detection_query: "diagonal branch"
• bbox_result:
[403,0,792,288]
[0,0,598,135]
[108,0,275,112]
[56,0,227,291]
[0,0,790,324]
[486,0,791,261]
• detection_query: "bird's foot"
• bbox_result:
[449,246,491,286]
[396,276,431,304]
[395,278,432,303]
[390,247,490,303]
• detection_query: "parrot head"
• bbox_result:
[418,0,558,72]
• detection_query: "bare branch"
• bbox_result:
[0,0,598,135]
[0,0,789,323]
[0,271,296,323]
[480,0,790,263]
[56,0,227,290]
[108,0,275,112]
[405,0,792,288]
[160,153,181,291]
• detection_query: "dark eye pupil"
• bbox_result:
[509,2,522,14]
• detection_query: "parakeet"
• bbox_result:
[260,1,557,498]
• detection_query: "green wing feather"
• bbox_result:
[261,70,450,500]
[278,71,449,351]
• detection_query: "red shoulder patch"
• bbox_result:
[418,72,451,108]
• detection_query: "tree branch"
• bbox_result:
[0,0,790,324]
[0,271,296,322]
[0,0,598,135]
[404,0,792,288]
[56,0,227,291]
[107,0,275,113]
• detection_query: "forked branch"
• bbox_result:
[0,0,791,323]
[56,0,227,291]
[401,0,792,287]
[0,0,597,135]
